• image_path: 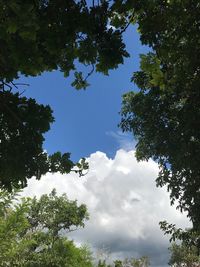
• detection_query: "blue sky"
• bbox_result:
[21,25,149,161]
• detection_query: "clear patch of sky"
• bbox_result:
[19,25,149,161]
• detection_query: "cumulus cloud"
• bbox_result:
[22,149,190,267]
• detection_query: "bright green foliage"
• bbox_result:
[0,189,31,265]
[0,189,91,267]
[114,257,149,267]
[120,1,200,231]
[169,243,200,267]
[27,188,89,236]
[96,257,149,267]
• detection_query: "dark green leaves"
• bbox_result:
[71,72,90,90]
[0,0,129,88]
[0,90,84,189]
[0,90,52,188]
[120,0,200,231]
[0,0,131,189]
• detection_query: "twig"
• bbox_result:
[70,168,89,177]
[11,81,18,89]
[12,82,30,87]
[119,14,134,34]
[19,90,26,96]
[84,64,95,82]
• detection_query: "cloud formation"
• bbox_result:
[106,131,136,151]
[22,149,190,267]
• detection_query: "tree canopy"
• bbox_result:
[96,257,149,267]
[0,0,129,85]
[169,242,200,267]
[120,0,200,232]
[0,188,91,266]
[0,188,150,266]
[0,0,131,189]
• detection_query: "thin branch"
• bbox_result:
[0,80,29,93]
[82,0,87,6]
[77,33,86,41]
[66,227,81,233]
[11,82,30,88]
[83,62,90,67]
[70,168,89,177]
[84,64,95,82]
[2,82,12,92]
[18,90,26,96]
[119,14,134,34]
[13,83,29,86]
[11,81,18,89]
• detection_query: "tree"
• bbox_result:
[27,188,89,236]
[120,1,200,232]
[160,221,200,259]
[0,88,89,189]
[169,242,200,267]
[0,188,92,266]
[1,90,68,189]
[96,257,149,267]
[0,0,129,85]
[0,189,31,265]
[97,259,111,267]
[0,0,131,189]
[114,257,149,267]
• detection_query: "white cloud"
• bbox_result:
[106,131,136,151]
[22,149,190,267]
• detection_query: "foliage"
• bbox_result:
[169,242,200,267]
[0,86,89,189]
[0,0,131,189]
[27,188,89,235]
[120,1,200,231]
[0,188,91,266]
[97,259,111,267]
[0,189,151,266]
[0,90,73,189]
[114,257,149,267]
[0,0,129,85]
[160,221,200,258]
[96,257,149,267]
